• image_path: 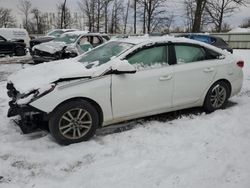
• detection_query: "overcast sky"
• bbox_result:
[1,0,250,29]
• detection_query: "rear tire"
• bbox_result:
[49,100,99,145]
[203,81,230,113]
[15,47,25,56]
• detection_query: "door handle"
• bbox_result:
[203,68,214,73]
[159,75,172,81]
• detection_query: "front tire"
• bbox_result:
[49,100,99,145]
[15,47,26,56]
[203,81,230,113]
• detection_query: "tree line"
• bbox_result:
[0,0,249,34]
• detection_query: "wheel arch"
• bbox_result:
[203,78,232,105]
[49,97,104,127]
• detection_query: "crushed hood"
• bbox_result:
[33,41,70,54]
[8,59,110,94]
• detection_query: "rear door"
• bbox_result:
[172,43,218,107]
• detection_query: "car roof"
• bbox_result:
[112,35,202,45]
[111,36,228,55]
[177,33,225,40]
[62,31,89,35]
[61,31,106,38]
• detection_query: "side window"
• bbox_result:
[126,46,168,68]
[174,45,206,64]
[92,36,101,46]
[0,36,6,42]
[79,36,89,45]
[206,48,221,59]
[78,36,92,52]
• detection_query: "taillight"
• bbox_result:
[237,60,244,68]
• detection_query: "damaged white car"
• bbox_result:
[31,31,106,63]
[7,36,243,145]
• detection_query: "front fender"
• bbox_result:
[30,75,113,123]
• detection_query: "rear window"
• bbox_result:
[175,45,206,63]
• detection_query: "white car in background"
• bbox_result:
[7,36,244,145]
[31,31,106,63]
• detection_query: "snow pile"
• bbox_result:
[33,41,67,54]
[7,58,92,94]
[0,50,249,187]
[0,53,33,64]
[228,27,250,33]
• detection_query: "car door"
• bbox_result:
[111,44,174,120]
[172,43,218,107]
[0,36,11,54]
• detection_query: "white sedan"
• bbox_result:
[7,36,244,145]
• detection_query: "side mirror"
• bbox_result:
[112,60,136,74]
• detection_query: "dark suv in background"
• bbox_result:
[177,34,233,53]
[0,35,26,56]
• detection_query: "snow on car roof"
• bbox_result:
[113,35,205,45]
[113,35,229,55]
[63,31,89,36]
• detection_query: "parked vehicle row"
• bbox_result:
[7,36,243,145]
[31,31,107,63]
[29,29,78,49]
[0,35,26,56]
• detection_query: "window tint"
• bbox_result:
[127,46,168,67]
[175,45,206,64]
[206,48,221,59]
[92,36,101,45]
[0,36,5,42]
[79,36,88,45]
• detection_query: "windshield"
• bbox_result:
[78,41,134,66]
[53,34,79,44]
[48,30,64,37]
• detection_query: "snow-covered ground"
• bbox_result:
[0,50,250,188]
[0,53,33,64]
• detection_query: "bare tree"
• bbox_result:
[241,17,250,28]
[61,0,67,29]
[103,0,113,33]
[192,0,207,32]
[123,0,131,34]
[31,8,41,33]
[78,0,92,31]
[133,0,137,34]
[0,8,16,28]
[184,0,195,31]
[138,0,168,33]
[18,0,32,30]
[110,0,124,33]
[78,0,97,32]
[184,0,212,32]
[205,0,248,32]
[56,1,72,29]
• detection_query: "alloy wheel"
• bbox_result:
[210,84,227,108]
[59,108,92,140]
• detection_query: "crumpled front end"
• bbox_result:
[6,82,49,133]
[31,43,79,63]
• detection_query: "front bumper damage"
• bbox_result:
[7,83,49,134]
[31,49,59,63]
[31,48,78,63]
